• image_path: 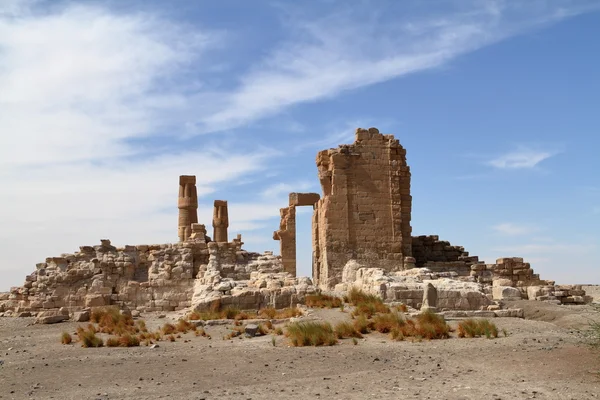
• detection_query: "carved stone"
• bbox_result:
[178,175,198,242]
[213,200,229,243]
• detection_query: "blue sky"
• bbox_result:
[0,0,599,291]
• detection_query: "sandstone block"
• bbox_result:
[493,286,522,301]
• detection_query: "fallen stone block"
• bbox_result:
[36,314,68,324]
[72,311,90,322]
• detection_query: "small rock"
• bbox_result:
[150,344,160,349]
[245,324,259,337]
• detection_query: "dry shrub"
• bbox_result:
[413,311,451,339]
[457,319,498,339]
[257,324,270,336]
[195,328,207,337]
[347,289,389,318]
[118,334,140,347]
[395,303,408,313]
[220,306,241,319]
[176,319,197,334]
[373,313,405,333]
[353,315,373,334]
[106,337,120,347]
[274,327,284,335]
[235,311,252,321]
[78,327,103,348]
[285,321,337,347]
[167,334,176,342]
[60,332,73,345]
[334,321,363,339]
[90,306,137,335]
[161,323,177,335]
[259,307,302,320]
[225,326,245,340]
[137,320,148,332]
[305,294,343,308]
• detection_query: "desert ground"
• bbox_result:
[1,301,599,400]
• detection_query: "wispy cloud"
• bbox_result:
[487,147,559,169]
[194,0,600,133]
[492,222,539,236]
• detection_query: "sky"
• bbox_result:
[0,0,599,292]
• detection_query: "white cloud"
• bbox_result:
[487,147,559,169]
[194,0,600,133]
[492,222,539,236]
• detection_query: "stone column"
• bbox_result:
[178,175,198,242]
[212,200,229,243]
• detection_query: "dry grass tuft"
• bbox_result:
[347,288,390,318]
[305,294,343,308]
[60,332,73,345]
[457,319,499,338]
[175,319,197,334]
[373,313,405,334]
[285,321,337,347]
[161,323,177,335]
[353,315,374,334]
[334,321,363,339]
[395,303,409,313]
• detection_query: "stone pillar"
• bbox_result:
[212,200,229,243]
[273,206,296,276]
[178,175,198,242]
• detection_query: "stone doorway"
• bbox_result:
[273,192,320,277]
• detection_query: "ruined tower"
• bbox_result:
[313,128,412,288]
[212,200,229,243]
[177,175,198,242]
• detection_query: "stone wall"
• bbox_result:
[1,232,314,314]
[313,128,412,289]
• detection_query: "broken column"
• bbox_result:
[313,127,412,288]
[213,200,229,243]
[274,206,297,276]
[178,175,198,242]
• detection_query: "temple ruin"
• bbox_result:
[0,127,592,320]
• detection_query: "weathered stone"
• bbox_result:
[421,283,438,312]
[493,286,522,301]
[72,311,90,322]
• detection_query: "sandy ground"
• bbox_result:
[1,303,599,400]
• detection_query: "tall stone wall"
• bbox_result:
[313,128,412,288]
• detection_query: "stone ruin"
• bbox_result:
[0,127,592,321]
